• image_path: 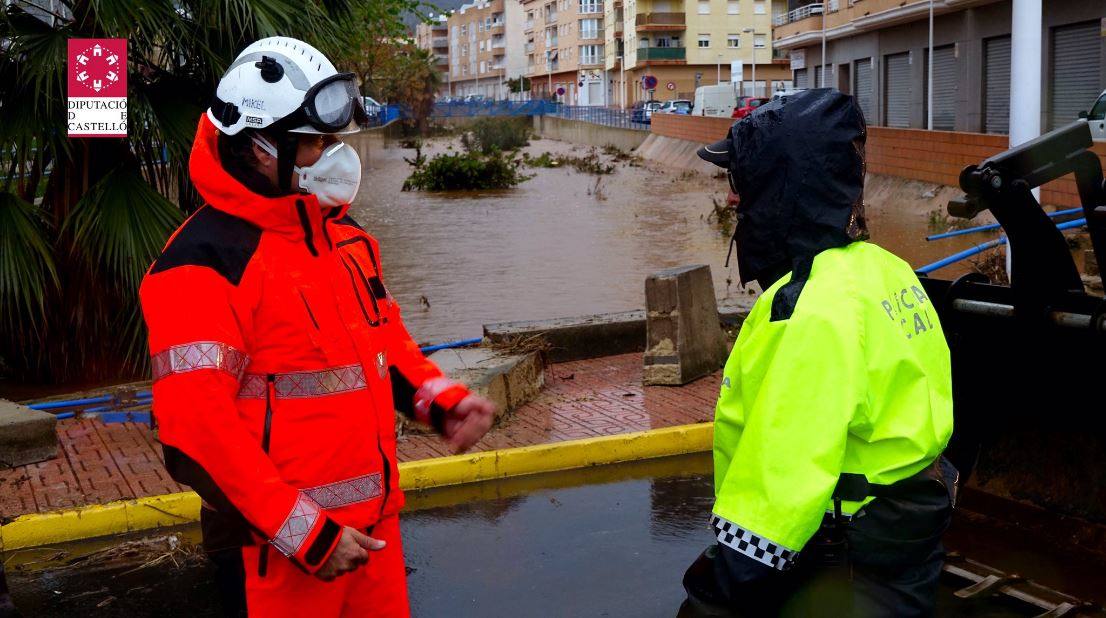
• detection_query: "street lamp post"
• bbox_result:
[821,1,827,87]
[927,0,934,130]
[619,54,625,109]
[717,54,722,84]
[743,27,757,97]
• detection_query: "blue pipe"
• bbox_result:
[419,337,483,354]
[36,339,483,415]
[918,218,1086,274]
[28,395,114,411]
[926,208,1083,241]
[55,412,76,420]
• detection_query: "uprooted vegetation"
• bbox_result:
[522,150,615,175]
[402,144,533,191]
[460,117,533,153]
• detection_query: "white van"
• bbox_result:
[1077,89,1106,141]
[692,84,738,118]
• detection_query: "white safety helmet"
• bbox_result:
[208,36,366,136]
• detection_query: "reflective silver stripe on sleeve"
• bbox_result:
[302,472,383,509]
[709,513,799,571]
[151,342,249,383]
[271,493,321,558]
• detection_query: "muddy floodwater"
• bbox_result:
[9,454,1101,617]
[346,132,996,344]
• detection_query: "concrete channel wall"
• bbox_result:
[532,115,649,152]
[647,112,1106,207]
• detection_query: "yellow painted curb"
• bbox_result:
[0,423,712,551]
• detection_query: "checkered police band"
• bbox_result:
[709,513,799,571]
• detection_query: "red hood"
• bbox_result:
[188,116,349,240]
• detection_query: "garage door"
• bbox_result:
[586,80,603,106]
[814,65,824,89]
[1051,20,1103,130]
[794,68,809,89]
[926,45,957,130]
[983,36,1011,134]
[884,52,912,128]
[853,58,873,123]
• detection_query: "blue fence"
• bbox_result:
[430,100,650,131]
[547,105,651,131]
[431,100,558,118]
[366,104,404,128]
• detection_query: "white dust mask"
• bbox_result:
[252,136,362,207]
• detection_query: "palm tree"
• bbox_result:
[0,0,417,385]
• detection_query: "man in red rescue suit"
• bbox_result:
[139,37,496,617]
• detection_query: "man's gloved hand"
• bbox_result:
[443,394,496,453]
[315,526,386,582]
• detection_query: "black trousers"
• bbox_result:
[682,460,956,618]
[201,507,249,618]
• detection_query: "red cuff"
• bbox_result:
[413,378,471,433]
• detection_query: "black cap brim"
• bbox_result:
[697,136,732,168]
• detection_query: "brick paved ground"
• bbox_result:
[0,353,719,520]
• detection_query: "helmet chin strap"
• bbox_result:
[276,132,299,194]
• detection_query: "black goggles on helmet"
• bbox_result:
[273,72,368,134]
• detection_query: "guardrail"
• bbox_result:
[549,105,651,131]
[429,101,651,132]
[773,2,823,26]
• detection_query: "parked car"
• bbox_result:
[770,89,806,101]
[732,97,769,119]
[692,84,738,118]
[658,99,693,115]
[1077,89,1106,141]
[362,96,383,123]
[631,100,664,124]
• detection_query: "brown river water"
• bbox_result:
[346,132,990,344]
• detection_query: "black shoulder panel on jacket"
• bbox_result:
[149,206,261,286]
[334,214,366,232]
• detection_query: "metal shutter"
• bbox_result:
[884,52,911,128]
[814,65,824,89]
[794,68,809,89]
[1051,21,1103,130]
[984,36,1011,134]
[927,45,956,130]
[853,58,873,123]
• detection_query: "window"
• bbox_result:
[698,1,710,14]
[728,34,740,48]
[698,34,711,48]
[754,35,766,48]
[580,44,604,64]
[480,61,486,73]
[1091,93,1106,120]
[580,0,601,13]
[728,0,739,14]
[460,24,466,35]
[479,40,484,51]
[754,0,766,13]
[580,18,601,39]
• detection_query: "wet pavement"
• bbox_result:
[8,454,1099,617]
[347,132,991,344]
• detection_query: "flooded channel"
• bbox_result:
[8,454,1101,617]
[347,132,995,344]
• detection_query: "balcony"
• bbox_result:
[432,37,448,48]
[614,19,624,36]
[524,19,534,31]
[774,2,823,26]
[525,42,536,53]
[635,12,685,32]
[492,36,506,49]
[580,29,603,41]
[580,57,604,67]
[636,46,686,62]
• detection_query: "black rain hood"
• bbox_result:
[703,88,869,320]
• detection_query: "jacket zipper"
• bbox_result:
[298,289,320,330]
[258,374,276,577]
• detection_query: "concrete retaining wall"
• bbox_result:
[647,113,1106,208]
[533,115,649,152]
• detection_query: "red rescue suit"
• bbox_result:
[140,116,470,616]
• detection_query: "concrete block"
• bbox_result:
[484,311,647,362]
[0,399,58,468]
[643,265,728,385]
[428,347,545,420]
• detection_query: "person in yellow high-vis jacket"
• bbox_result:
[680,89,958,618]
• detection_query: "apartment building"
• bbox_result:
[415,14,451,96]
[773,0,1106,132]
[448,0,510,99]
[605,0,793,107]
[522,0,609,105]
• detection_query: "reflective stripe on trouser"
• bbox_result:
[243,515,409,618]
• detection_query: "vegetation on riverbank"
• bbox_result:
[402,148,533,191]
[522,151,615,175]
